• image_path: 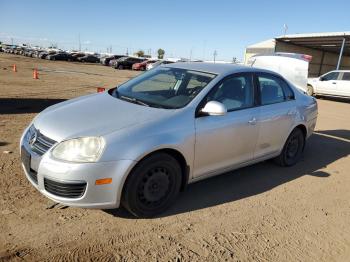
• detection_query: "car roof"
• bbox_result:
[164,62,261,75]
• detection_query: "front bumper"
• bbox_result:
[20,133,135,209]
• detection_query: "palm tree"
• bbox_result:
[135,50,145,57]
[157,48,165,59]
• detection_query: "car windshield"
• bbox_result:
[112,67,216,109]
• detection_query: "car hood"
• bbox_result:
[33,92,174,142]
[307,77,318,84]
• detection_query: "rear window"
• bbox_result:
[342,72,350,81]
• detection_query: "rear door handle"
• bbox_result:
[332,82,336,84]
[248,117,257,125]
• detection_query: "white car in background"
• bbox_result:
[146,60,174,70]
[307,70,350,98]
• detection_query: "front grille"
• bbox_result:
[28,168,38,184]
[30,129,56,156]
[44,178,87,198]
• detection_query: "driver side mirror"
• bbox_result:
[199,101,227,116]
[319,76,325,81]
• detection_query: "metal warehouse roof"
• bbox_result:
[276,31,350,55]
[246,39,275,49]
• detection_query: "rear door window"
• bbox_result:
[258,74,288,105]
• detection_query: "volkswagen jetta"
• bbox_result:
[20,63,318,217]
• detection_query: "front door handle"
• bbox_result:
[248,117,257,125]
[287,110,296,116]
[332,82,336,84]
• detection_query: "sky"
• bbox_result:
[0,0,349,61]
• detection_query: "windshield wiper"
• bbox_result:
[120,95,150,107]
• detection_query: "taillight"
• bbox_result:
[302,54,312,62]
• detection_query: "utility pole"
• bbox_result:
[213,50,217,63]
[126,48,129,56]
[189,48,193,61]
[78,34,81,51]
[336,37,346,70]
[202,40,206,60]
[283,24,288,37]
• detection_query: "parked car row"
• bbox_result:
[1,45,101,63]
[1,45,178,71]
[100,54,177,71]
[113,57,145,70]
[100,55,126,66]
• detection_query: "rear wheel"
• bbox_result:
[122,153,182,217]
[118,65,124,70]
[274,128,305,167]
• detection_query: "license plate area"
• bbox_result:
[21,146,38,184]
[21,146,31,172]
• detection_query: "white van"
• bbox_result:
[247,53,312,94]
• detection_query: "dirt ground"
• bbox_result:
[0,53,349,261]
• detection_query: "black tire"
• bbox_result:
[118,65,124,70]
[307,85,314,96]
[274,128,305,167]
[121,153,182,217]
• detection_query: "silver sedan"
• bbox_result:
[20,63,318,217]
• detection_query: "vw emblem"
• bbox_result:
[29,131,37,146]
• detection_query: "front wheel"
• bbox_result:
[121,153,182,217]
[118,65,124,70]
[274,128,305,167]
[307,85,314,96]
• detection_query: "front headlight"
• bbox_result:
[52,137,105,163]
